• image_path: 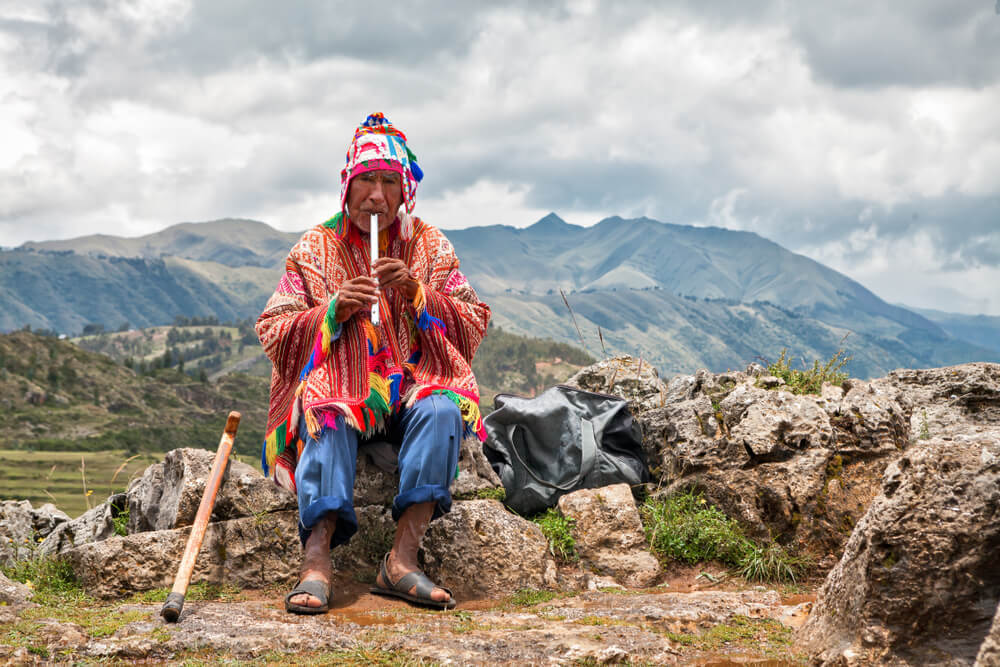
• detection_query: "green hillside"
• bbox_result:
[3,215,997,378]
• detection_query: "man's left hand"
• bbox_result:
[374,257,419,300]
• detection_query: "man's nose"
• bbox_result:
[368,183,387,204]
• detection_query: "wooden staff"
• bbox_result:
[161,411,241,622]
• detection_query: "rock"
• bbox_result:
[800,438,1000,665]
[636,369,907,556]
[30,503,70,540]
[329,505,396,576]
[557,484,661,587]
[420,500,553,599]
[64,511,301,598]
[0,500,34,565]
[127,448,295,533]
[0,570,32,605]
[39,494,126,556]
[566,354,668,414]
[976,605,1000,667]
[452,435,504,499]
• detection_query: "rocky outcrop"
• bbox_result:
[39,493,125,556]
[126,448,295,533]
[420,499,555,598]
[0,500,70,564]
[568,354,668,415]
[800,437,1000,665]
[557,483,660,587]
[64,511,301,599]
[601,363,908,558]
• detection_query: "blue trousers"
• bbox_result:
[295,395,462,548]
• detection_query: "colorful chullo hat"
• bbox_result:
[340,112,424,240]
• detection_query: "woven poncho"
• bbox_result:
[256,213,491,490]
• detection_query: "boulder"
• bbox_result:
[0,570,32,606]
[566,354,668,414]
[800,438,1000,665]
[39,494,125,556]
[329,504,396,577]
[420,499,555,598]
[30,503,70,540]
[637,369,906,556]
[976,606,1000,667]
[64,510,301,598]
[126,448,295,533]
[557,484,660,587]
[0,500,34,565]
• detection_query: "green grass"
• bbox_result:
[663,615,795,654]
[506,589,561,607]
[532,508,578,562]
[642,491,810,583]
[0,449,159,518]
[642,492,753,566]
[763,347,851,395]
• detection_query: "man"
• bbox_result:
[256,113,490,613]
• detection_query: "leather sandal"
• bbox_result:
[370,553,456,610]
[285,579,330,614]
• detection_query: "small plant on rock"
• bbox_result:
[642,491,811,583]
[763,346,851,395]
[532,508,579,562]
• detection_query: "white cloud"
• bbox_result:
[0,1,998,314]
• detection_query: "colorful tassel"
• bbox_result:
[412,284,446,334]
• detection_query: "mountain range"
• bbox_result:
[4,214,997,379]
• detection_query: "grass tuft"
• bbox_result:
[642,491,810,583]
[763,347,851,395]
[532,508,578,562]
[507,588,560,607]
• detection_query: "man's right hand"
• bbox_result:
[334,276,378,323]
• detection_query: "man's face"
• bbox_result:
[347,169,403,234]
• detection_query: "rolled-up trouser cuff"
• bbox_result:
[298,495,358,548]
[392,484,452,522]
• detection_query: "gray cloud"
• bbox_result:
[0,0,998,313]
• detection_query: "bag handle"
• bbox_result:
[505,417,598,492]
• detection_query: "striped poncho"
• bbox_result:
[255,213,491,490]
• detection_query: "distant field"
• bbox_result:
[0,449,161,519]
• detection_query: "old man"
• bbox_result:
[256,113,490,613]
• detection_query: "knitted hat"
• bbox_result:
[340,112,423,239]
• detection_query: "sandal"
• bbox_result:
[370,553,457,610]
[285,579,330,614]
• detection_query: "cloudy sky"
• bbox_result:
[1,1,998,315]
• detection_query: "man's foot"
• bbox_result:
[287,569,330,609]
[372,551,455,609]
[288,513,336,611]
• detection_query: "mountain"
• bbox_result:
[902,306,1000,356]
[2,215,996,379]
[448,214,997,377]
[22,218,300,268]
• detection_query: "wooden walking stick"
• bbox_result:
[161,411,241,622]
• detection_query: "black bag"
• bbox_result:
[482,384,649,516]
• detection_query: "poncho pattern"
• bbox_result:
[256,214,490,490]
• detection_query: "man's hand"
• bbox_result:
[334,276,378,323]
[374,257,419,300]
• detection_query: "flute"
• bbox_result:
[370,213,380,326]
